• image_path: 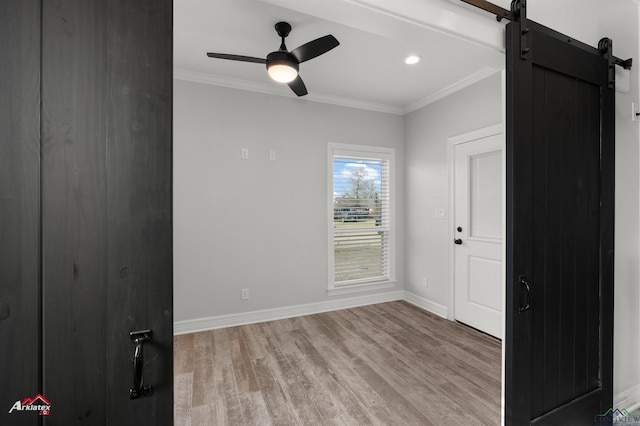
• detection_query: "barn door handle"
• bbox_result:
[130,329,153,400]
[518,276,532,313]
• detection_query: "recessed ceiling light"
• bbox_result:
[404,55,421,65]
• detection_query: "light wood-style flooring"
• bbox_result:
[174,301,501,425]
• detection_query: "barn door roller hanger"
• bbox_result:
[459,0,632,77]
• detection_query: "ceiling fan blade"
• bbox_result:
[290,35,339,63]
[206,53,266,64]
[288,75,308,97]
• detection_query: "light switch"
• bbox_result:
[241,148,249,160]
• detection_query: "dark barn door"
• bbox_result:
[505,19,615,425]
[0,0,173,425]
[0,2,42,425]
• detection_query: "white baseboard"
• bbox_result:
[615,384,640,412]
[175,291,640,416]
[402,291,448,318]
[174,290,404,335]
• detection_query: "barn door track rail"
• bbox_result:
[460,0,632,74]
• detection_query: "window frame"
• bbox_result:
[327,142,396,296]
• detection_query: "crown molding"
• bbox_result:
[173,68,500,115]
[173,68,405,115]
[175,67,502,116]
[403,67,502,114]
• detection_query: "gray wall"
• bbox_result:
[173,81,405,322]
[403,72,503,310]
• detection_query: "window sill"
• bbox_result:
[327,280,397,296]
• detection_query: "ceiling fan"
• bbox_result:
[207,22,339,97]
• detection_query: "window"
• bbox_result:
[328,143,395,295]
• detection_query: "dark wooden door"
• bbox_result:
[0,2,42,425]
[505,20,615,425]
[0,1,173,424]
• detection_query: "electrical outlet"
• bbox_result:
[422,277,428,288]
[241,288,249,300]
[241,148,249,160]
[269,150,277,161]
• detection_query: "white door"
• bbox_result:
[453,132,503,339]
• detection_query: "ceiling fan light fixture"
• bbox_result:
[267,62,298,83]
[266,51,299,83]
[404,55,421,65]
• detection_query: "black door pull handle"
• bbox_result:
[519,276,532,312]
[454,239,463,245]
[130,329,153,399]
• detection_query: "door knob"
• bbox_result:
[454,239,463,245]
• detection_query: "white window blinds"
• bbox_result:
[331,153,391,284]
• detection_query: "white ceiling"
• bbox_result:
[174,0,509,114]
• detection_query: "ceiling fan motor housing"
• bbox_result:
[266,50,300,83]
[266,50,299,71]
